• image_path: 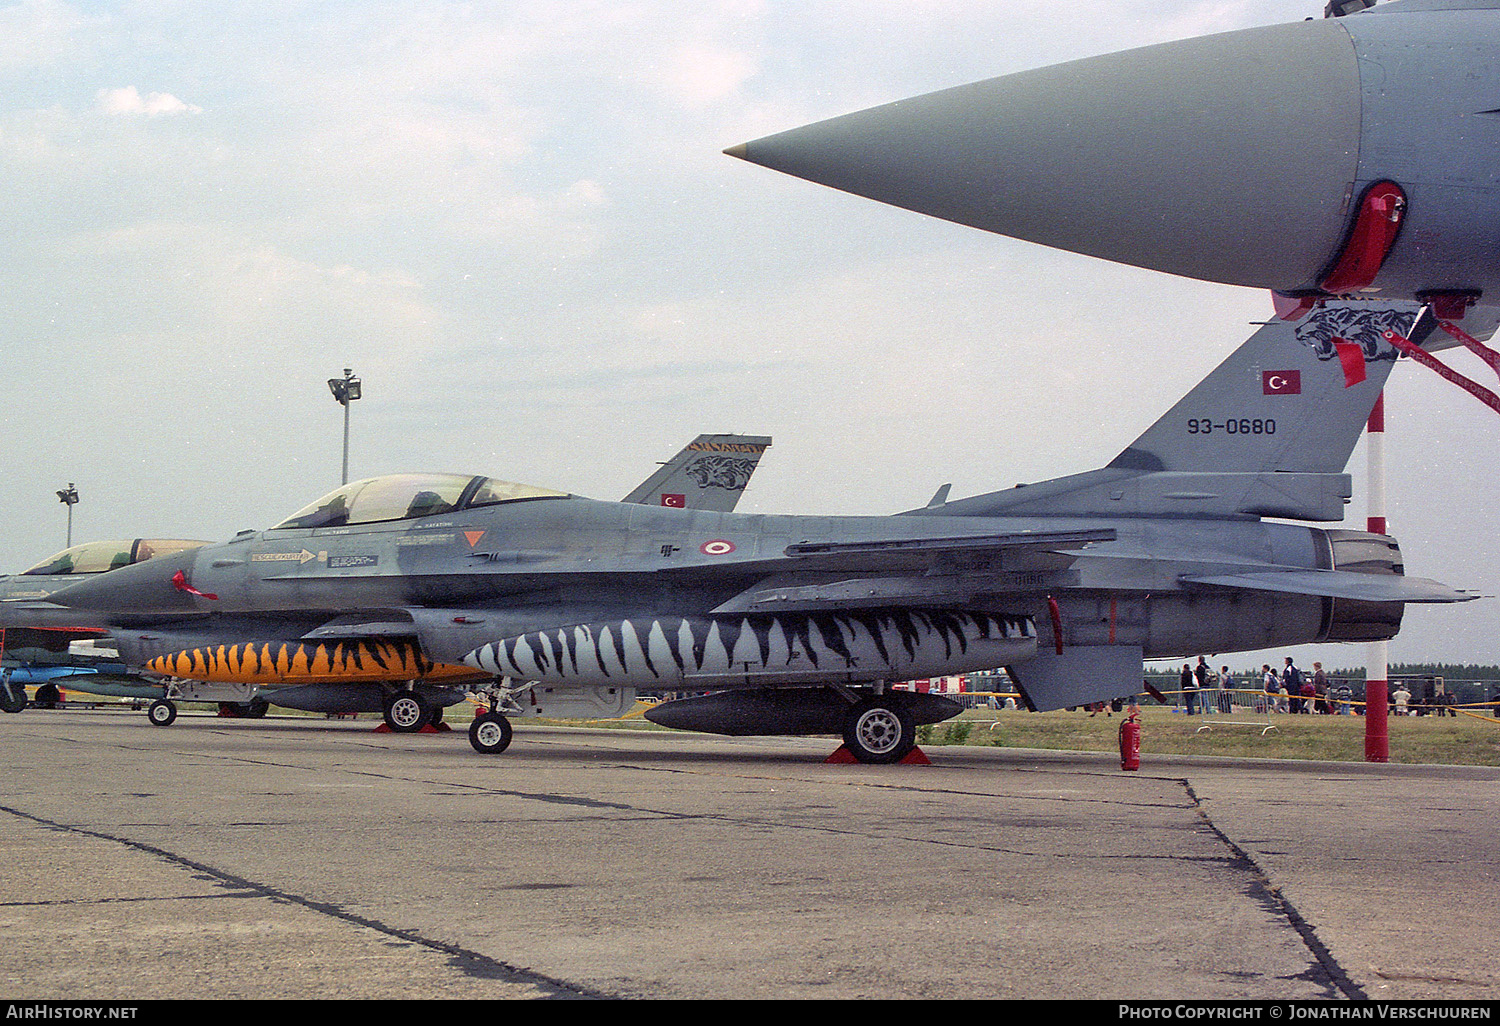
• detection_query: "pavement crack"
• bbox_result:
[0,802,603,1000]
[0,892,262,908]
[1176,780,1368,1001]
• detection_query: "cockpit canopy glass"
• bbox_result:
[22,539,209,576]
[271,474,567,530]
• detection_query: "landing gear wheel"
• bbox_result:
[468,712,513,754]
[429,703,445,727]
[34,683,60,710]
[842,698,915,764]
[383,691,431,733]
[0,679,27,714]
[246,698,270,719]
[147,699,178,727]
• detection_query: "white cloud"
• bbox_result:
[98,86,201,116]
[0,0,1492,670]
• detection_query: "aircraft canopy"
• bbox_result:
[272,474,567,530]
[22,539,208,576]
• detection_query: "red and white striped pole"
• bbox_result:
[1365,393,1390,762]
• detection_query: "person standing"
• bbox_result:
[1331,680,1353,715]
[1181,662,1198,715]
[1262,664,1284,712]
[1194,656,1214,715]
[1393,683,1411,716]
[1283,657,1305,713]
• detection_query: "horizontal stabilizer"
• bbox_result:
[1181,570,1476,604]
[1008,645,1146,712]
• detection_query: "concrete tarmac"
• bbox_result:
[0,708,1496,1001]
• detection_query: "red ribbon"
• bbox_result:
[171,570,218,601]
[1383,331,1500,416]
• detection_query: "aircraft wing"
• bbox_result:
[781,528,1116,571]
[298,613,427,640]
[710,528,1116,613]
[1181,570,1477,604]
[0,625,111,656]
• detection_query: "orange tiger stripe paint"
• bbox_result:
[145,640,484,685]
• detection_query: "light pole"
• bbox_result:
[327,368,362,485]
[56,483,79,548]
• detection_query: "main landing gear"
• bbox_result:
[841,695,918,764]
[382,690,431,733]
[379,688,450,733]
[1,675,28,714]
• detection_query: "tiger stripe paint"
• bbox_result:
[464,609,1036,688]
[145,639,483,685]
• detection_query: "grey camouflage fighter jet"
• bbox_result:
[727,0,1500,317]
[41,303,1474,762]
[0,435,769,725]
[0,538,209,713]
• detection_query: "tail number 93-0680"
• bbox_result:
[1186,418,1275,435]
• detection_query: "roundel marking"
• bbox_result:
[699,539,736,556]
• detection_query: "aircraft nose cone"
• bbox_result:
[730,19,1362,293]
[46,548,207,615]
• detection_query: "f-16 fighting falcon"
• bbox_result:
[36,302,1473,763]
[0,435,769,723]
[726,1,1500,318]
[0,538,209,713]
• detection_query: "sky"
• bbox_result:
[1,0,1496,674]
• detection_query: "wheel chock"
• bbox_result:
[371,722,452,734]
[823,744,931,765]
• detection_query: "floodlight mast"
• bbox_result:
[56,483,79,548]
[327,368,362,486]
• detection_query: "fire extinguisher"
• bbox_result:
[1119,713,1141,771]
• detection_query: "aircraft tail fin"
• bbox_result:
[928,300,1423,522]
[622,434,772,512]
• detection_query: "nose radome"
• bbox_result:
[728,19,1362,294]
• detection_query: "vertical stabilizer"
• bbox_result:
[622,435,772,512]
[931,300,1421,521]
[1110,300,1417,475]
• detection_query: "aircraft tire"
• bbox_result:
[147,699,178,727]
[0,679,27,714]
[34,683,60,710]
[468,712,513,754]
[842,697,915,764]
[246,698,269,719]
[383,691,431,733]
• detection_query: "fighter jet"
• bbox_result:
[727,0,1499,317]
[0,538,208,713]
[0,435,771,728]
[40,302,1473,762]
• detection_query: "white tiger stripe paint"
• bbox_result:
[464,610,1036,688]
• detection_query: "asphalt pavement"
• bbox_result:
[1,708,1495,1002]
